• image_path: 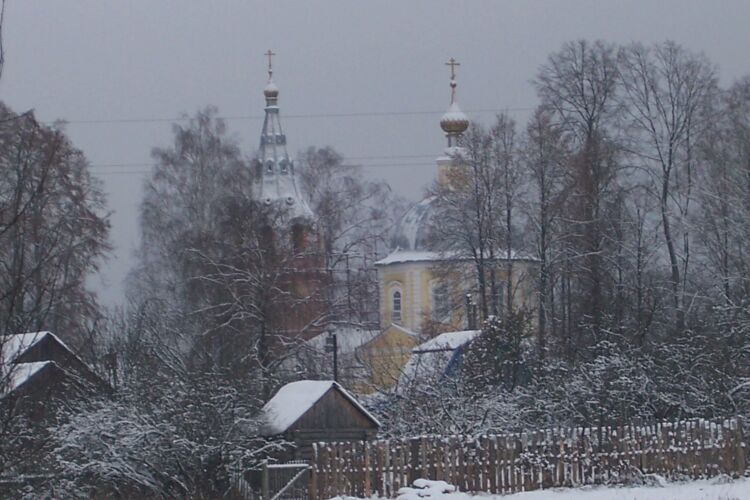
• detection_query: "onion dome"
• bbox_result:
[264,80,279,99]
[440,100,469,135]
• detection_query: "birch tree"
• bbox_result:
[618,41,717,333]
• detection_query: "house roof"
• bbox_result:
[413,329,481,353]
[399,330,481,391]
[260,380,381,436]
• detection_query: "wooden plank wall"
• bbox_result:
[309,418,746,499]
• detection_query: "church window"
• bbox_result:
[392,290,402,323]
[431,281,450,321]
[292,224,307,253]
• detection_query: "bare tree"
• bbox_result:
[618,41,717,333]
[298,146,395,326]
[534,40,622,348]
[522,107,570,357]
[490,114,525,317]
[0,0,6,82]
[430,125,501,320]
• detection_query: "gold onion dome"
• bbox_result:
[440,98,469,135]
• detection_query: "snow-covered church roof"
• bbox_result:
[259,380,380,436]
[252,54,313,221]
[389,196,436,252]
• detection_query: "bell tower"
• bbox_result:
[252,51,326,340]
[436,57,469,187]
[253,50,314,221]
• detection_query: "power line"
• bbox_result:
[87,154,438,169]
[86,153,452,176]
[90,161,440,176]
[47,106,535,126]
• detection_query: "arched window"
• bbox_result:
[291,224,307,253]
[391,290,402,323]
[431,281,450,321]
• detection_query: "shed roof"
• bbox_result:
[2,361,54,396]
[1,331,69,365]
[260,380,381,436]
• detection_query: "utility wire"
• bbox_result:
[45,106,535,126]
[90,162,440,176]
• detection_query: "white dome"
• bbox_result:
[390,196,437,251]
[264,80,279,98]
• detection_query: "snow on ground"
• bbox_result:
[335,477,750,500]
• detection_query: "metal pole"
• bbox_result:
[332,332,338,382]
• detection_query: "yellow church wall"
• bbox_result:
[354,324,420,393]
[365,258,539,393]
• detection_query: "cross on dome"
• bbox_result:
[263,50,280,101]
[440,57,469,144]
[445,57,460,104]
[265,49,276,78]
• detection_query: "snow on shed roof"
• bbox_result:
[260,380,380,436]
[1,331,72,366]
[2,361,53,396]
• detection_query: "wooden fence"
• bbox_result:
[309,418,746,499]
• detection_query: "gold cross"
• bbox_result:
[265,49,276,74]
[445,57,460,80]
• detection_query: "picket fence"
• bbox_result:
[308,418,746,499]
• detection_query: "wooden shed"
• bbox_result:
[1,331,111,420]
[259,380,379,459]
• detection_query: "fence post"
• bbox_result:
[261,460,269,500]
[408,437,420,485]
[734,419,746,476]
[364,441,372,497]
[309,445,319,500]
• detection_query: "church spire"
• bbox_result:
[439,57,469,149]
[253,50,313,220]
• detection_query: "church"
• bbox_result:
[356,60,539,391]
[266,54,538,391]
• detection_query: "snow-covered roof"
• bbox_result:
[398,330,480,391]
[260,380,380,436]
[388,323,420,338]
[306,325,380,355]
[375,249,539,266]
[389,196,436,252]
[375,250,440,266]
[2,361,53,395]
[1,331,58,365]
[413,329,481,353]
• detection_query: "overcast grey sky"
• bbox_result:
[1,1,748,307]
